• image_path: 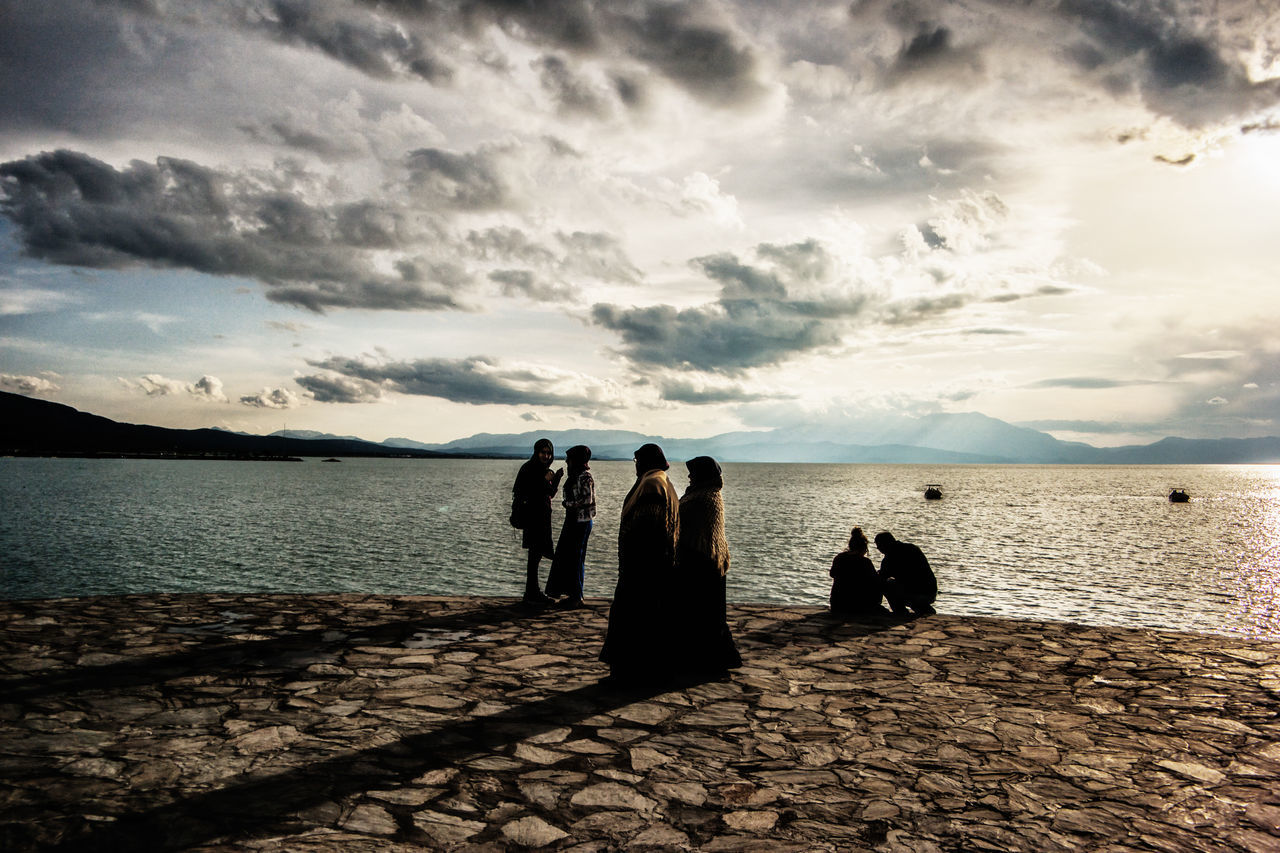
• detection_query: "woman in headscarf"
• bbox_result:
[675,456,742,676]
[545,445,595,608]
[510,438,562,606]
[599,443,680,681]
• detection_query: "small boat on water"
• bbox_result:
[1169,488,1189,503]
[924,484,943,500]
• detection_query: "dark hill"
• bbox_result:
[0,391,452,459]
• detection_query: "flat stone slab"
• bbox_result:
[1,594,1278,851]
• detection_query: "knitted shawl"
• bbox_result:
[619,468,679,569]
[677,487,730,576]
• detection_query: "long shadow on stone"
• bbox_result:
[45,675,669,853]
[736,607,914,650]
[3,598,557,703]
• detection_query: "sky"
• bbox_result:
[2,0,1280,448]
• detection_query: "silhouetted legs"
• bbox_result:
[524,550,552,605]
[883,579,936,617]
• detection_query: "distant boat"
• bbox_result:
[323,458,343,463]
[924,484,943,500]
[1169,488,1189,503]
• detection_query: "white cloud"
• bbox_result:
[240,387,302,409]
[0,372,60,395]
[119,374,228,402]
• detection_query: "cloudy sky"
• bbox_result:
[3,0,1280,447]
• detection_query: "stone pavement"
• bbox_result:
[1,594,1279,851]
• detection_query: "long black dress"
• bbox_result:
[599,467,679,680]
[675,485,742,675]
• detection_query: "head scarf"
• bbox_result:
[530,438,554,463]
[565,444,591,471]
[633,443,669,473]
[685,455,723,491]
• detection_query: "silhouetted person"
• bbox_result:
[545,445,595,608]
[829,526,889,616]
[511,438,562,606]
[674,456,742,677]
[874,531,937,617]
[600,443,679,681]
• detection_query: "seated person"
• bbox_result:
[829,527,888,615]
[874,531,937,616]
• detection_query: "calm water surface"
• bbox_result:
[3,458,1279,639]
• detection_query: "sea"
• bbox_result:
[3,458,1279,640]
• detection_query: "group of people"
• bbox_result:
[829,528,937,618]
[510,440,741,682]
[511,438,938,683]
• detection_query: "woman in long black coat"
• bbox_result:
[600,443,679,681]
[511,438,561,605]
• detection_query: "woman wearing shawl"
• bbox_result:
[511,438,562,606]
[599,443,679,681]
[545,445,595,608]
[675,456,742,676]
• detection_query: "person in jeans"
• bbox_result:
[546,445,595,608]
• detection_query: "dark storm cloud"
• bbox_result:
[238,119,362,159]
[1045,0,1278,125]
[887,24,983,82]
[454,0,770,108]
[754,239,836,284]
[0,150,466,313]
[72,0,769,113]
[657,378,777,404]
[294,371,385,403]
[609,1,770,109]
[592,240,871,372]
[696,253,788,299]
[455,0,602,51]
[300,354,622,408]
[488,269,578,302]
[466,227,558,265]
[405,147,515,210]
[535,55,613,118]
[249,0,453,82]
[463,227,638,300]
[846,0,1280,127]
[592,301,846,372]
[0,1,184,136]
[1053,0,1226,89]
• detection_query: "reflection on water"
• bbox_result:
[3,458,1279,639]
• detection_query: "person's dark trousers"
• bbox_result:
[525,550,547,600]
[884,579,935,615]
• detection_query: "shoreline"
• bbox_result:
[2,593,1278,850]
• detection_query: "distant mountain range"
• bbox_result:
[375,412,1280,464]
[5,390,1280,463]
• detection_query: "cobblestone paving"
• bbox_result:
[1,594,1279,851]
